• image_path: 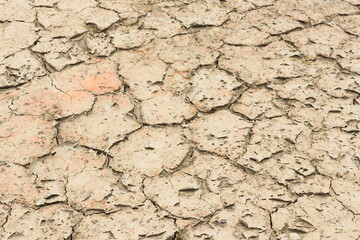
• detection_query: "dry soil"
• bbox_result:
[0,0,360,239]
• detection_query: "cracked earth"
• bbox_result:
[0,0,360,239]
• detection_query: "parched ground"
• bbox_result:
[0,0,360,239]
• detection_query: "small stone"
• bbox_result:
[290,233,301,240]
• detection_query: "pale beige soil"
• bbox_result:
[0,0,360,239]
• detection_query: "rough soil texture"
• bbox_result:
[0,0,360,239]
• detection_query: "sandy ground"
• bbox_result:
[0,0,360,239]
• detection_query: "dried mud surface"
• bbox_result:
[1,0,360,239]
